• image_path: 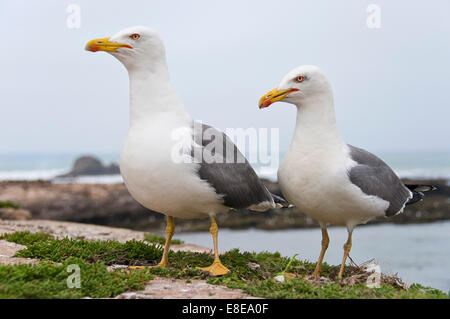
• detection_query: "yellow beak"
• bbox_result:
[259,88,299,108]
[85,37,132,52]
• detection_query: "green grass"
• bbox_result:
[0,231,448,299]
[0,201,19,209]
[144,233,184,245]
[0,232,163,266]
[0,257,153,299]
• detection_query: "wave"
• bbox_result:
[54,175,124,184]
[0,169,123,184]
[395,168,450,180]
[0,168,68,181]
[0,166,448,184]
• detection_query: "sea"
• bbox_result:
[0,151,449,292]
[0,150,449,183]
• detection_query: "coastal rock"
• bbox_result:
[0,178,447,232]
[57,156,120,178]
[0,208,31,220]
[0,181,150,228]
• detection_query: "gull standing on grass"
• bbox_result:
[85,26,285,276]
[259,65,434,278]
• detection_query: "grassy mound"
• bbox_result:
[0,231,447,299]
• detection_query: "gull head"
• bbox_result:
[85,26,166,71]
[259,65,332,108]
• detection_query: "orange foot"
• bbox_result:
[197,261,230,276]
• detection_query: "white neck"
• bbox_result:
[290,92,344,150]
[127,61,190,127]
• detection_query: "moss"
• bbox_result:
[1,232,163,266]
[0,257,153,299]
[144,233,184,245]
[0,231,52,246]
[1,231,448,299]
[0,201,19,209]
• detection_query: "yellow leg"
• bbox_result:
[128,216,174,270]
[155,216,175,268]
[312,226,329,277]
[337,230,353,279]
[197,217,230,276]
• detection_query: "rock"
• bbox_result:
[0,208,31,220]
[303,275,332,284]
[0,178,448,232]
[0,239,39,265]
[248,262,261,270]
[274,275,285,283]
[115,276,259,299]
[57,156,120,178]
[0,181,153,227]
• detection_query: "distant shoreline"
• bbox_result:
[0,177,448,233]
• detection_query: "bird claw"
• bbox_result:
[128,260,167,270]
[197,261,230,276]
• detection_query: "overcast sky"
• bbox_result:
[1,0,449,154]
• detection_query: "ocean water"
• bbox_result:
[0,151,449,182]
[0,153,122,183]
[176,222,450,293]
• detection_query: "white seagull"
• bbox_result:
[85,26,285,276]
[259,65,434,278]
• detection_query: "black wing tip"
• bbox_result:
[402,184,436,209]
[271,193,292,208]
[405,184,437,192]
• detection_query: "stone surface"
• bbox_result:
[0,181,148,227]
[115,276,258,299]
[0,239,38,265]
[274,275,285,283]
[0,208,31,220]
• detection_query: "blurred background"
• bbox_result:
[0,0,449,291]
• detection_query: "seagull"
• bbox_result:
[259,65,435,278]
[85,26,285,276]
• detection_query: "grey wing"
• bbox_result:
[347,145,412,216]
[191,122,275,210]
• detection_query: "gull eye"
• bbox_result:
[295,75,305,83]
[130,33,141,40]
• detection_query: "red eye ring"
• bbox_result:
[295,76,305,83]
[130,33,141,40]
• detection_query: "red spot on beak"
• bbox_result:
[262,100,272,108]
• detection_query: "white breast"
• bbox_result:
[278,143,388,228]
[120,118,228,219]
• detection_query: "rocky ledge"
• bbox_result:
[0,178,448,232]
